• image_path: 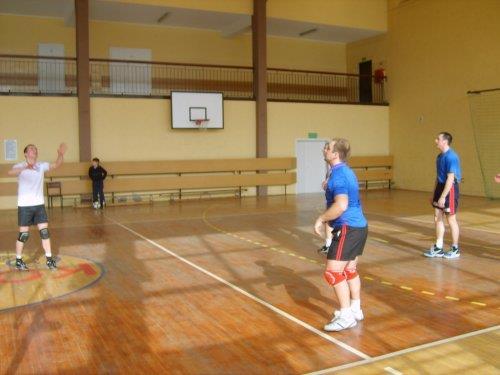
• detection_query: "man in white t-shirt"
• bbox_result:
[8,143,67,270]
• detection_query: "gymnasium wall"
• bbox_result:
[0,96,389,209]
[0,14,346,72]
[347,0,500,196]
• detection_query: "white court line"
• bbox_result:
[306,324,500,374]
[384,367,403,375]
[104,215,371,361]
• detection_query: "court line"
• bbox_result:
[306,324,500,374]
[203,209,492,308]
[104,215,371,361]
[384,367,403,375]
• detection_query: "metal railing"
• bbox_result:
[0,55,387,104]
[0,55,77,95]
[89,58,253,98]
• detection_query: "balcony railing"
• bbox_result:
[0,55,387,104]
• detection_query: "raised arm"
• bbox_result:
[49,143,68,171]
[7,164,27,177]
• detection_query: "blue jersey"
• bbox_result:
[325,163,367,227]
[436,148,461,183]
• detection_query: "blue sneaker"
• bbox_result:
[424,245,445,258]
[443,247,460,259]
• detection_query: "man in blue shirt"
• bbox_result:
[314,138,368,332]
[424,132,462,259]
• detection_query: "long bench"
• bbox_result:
[350,156,393,189]
[0,158,296,207]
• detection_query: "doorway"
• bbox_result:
[358,60,372,103]
[296,139,329,194]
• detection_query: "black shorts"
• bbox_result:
[432,182,459,215]
[18,205,48,227]
[327,225,368,261]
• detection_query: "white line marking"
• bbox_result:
[105,216,370,360]
[384,367,403,375]
[306,324,500,374]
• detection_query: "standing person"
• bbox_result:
[88,158,107,209]
[314,138,368,332]
[8,143,67,270]
[424,132,462,259]
[318,142,333,255]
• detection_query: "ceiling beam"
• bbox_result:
[63,1,75,27]
[220,17,251,38]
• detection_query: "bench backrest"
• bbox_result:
[0,158,296,196]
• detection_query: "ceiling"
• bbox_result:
[0,0,383,43]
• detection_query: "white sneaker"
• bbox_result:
[334,308,364,321]
[324,315,357,332]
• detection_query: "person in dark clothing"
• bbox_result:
[89,158,107,208]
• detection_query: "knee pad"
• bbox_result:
[39,228,50,240]
[17,232,29,243]
[324,270,346,286]
[344,268,359,280]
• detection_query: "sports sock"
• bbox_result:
[435,239,443,249]
[350,299,361,312]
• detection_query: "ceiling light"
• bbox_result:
[157,12,170,24]
[299,28,318,37]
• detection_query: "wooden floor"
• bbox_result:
[0,190,498,374]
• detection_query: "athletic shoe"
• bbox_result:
[443,247,460,259]
[324,315,357,332]
[15,258,29,271]
[423,245,444,258]
[317,245,329,255]
[46,256,57,270]
[334,308,364,321]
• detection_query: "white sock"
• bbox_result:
[16,255,22,259]
[340,307,354,319]
[45,253,52,258]
[435,239,444,249]
[350,299,361,312]
[325,238,332,247]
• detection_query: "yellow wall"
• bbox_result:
[387,0,500,195]
[0,15,76,56]
[0,14,346,72]
[90,98,255,161]
[268,102,389,158]
[1,96,389,208]
[0,97,80,209]
[346,34,388,74]
[346,0,500,196]
[0,97,80,162]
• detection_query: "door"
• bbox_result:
[38,43,65,93]
[358,60,372,103]
[296,139,329,194]
[109,47,152,95]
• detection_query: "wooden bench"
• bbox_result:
[349,156,393,189]
[0,158,296,207]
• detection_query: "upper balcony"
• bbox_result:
[0,54,387,105]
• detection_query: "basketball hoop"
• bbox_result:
[193,119,210,130]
